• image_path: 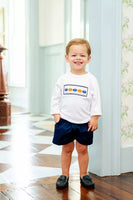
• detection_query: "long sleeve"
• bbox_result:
[51,79,62,115]
[90,78,102,117]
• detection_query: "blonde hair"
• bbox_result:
[66,38,91,56]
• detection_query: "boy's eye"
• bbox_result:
[72,55,76,57]
[81,55,85,57]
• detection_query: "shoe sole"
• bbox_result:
[56,182,68,189]
[81,181,95,189]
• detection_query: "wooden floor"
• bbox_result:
[0,106,133,200]
[0,172,133,200]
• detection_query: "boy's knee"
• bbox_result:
[76,143,88,154]
[62,142,74,154]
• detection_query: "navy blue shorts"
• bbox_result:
[52,118,93,146]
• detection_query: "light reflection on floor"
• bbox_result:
[11,125,32,187]
[0,114,79,186]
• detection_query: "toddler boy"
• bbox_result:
[51,38,102,189]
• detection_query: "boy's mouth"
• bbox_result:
[74,61,83,65]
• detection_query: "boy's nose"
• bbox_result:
[76,56,81,60]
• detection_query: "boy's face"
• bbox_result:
[65,44,91,75]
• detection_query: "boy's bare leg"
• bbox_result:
[61,141,74,177]
[76,141,89,178]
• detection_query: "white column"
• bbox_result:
[88,0,122,176]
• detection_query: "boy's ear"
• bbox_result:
[87,56,91,63]
[65,54,69,62]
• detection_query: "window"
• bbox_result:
[71,0,87,39]
[0,7,5,46]
[8,0,26,87]
[0,2,8,69]
[72,0,81,38]
[71,0,89,72]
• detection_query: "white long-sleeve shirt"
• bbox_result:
[51,72,102,124]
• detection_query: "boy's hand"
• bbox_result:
[88,115,99,132]
[53,114,61,123]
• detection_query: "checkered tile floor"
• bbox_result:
[0,113,79,187]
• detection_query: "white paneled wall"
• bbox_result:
[39,0,64,46]
[28,0,65,114]
[88,0,122,176]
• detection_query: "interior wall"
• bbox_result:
[9,87,28,109]
[28,0,65,114]
[39,0,64,46]
[88,0,122,176]
[27,0,133,175]
[39,45,65,114]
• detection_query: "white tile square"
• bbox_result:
[39,144,78,157]
[0,166,62,185]
[0,151,12,164]
[0,126,12,130]
[29,116,50,122]
[0,169,12,184]
[33,120,55,131]
[30,166,62,179]
[34,120,54,126]
[0,130,12,135]
[39,144,62,155]
[0,141,10,149]
[0,150,34,164]
[30,136,53,144]
[29,129,46,135]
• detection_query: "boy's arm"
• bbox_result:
[88,115,100,131]
[89,78,102,132]
[53,114,61,123]
[51,78,62,122]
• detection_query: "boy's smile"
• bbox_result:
[74,61,83,65]
[65,44,91,75]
